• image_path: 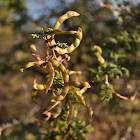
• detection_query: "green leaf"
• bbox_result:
[99,84,113,102]
[106,63,129,79]
[52,41,68,48]
[88,67,105,83]
[108,37,118,44]
[121,67,130,77]
[44,28,54,34]
[85,125,94,133]
[52,70,64,91]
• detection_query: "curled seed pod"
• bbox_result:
[68,81,91,88]
[47,59,70,102]
[51,59,69,83]
[53,11,80,30]
[98,55,107,67]
[43,101,59,115]
[33,79,46,90]
[69,86,93,126]
[30,44,37,53]
[18,60,45,72]
[78,87,88,95]
[34,115,51,123]
[68,70,82,76]
[92,45,107,67]
[45,62,55,94]
[92,45,102,55]
[69,86,86,105]
[55,85,69,101]
[30,44,41,61]
[31,89,38,104]
[52,90,61,98]
[54,28,83,54]
[32,62,55,92]
[52,103,62,118]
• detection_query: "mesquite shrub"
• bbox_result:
[17,8,136,140]
[18,11,93,140]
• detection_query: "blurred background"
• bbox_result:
[1,0,140,139]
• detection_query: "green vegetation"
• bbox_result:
[0,0,140,140]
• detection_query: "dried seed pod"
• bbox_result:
[31,89,38,104]
[45,62,55,93]
[49,59,70,101]
[33,79,46,90]
[92,45,102,55]
[18,60,45,72]
[68,70,82,76]
[54,28,82,54]
[52,103,62,118]
[98,55,106,66]
[69,86,86,105]
[55,85,69,101]
[51,59,69,83]
[33,62,54,93]
[78,87,88,95]
[69,86,93,126]
[30,44,41,61]
[68,81,91,88]
[43,101,60,115]
[53,11,80,30]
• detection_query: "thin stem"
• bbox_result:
[46,41,49,57]
[65,94,69,106]
[105,74,109,85]
[62,124,71,140]
[51,48,57,59]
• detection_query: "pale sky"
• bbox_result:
[26,0,75,20]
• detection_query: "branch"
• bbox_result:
[0,119,43,140]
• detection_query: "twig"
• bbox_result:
[105,74,109,85]
[0,119,43,140]
[113,89,136,101]
[100,1,117,10]
[0,119,32,135]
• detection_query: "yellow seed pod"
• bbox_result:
[33,79,46,90]
[30,44,37,53]
[118,16,123,23]
[98,55,105,64]
[56,95,64,101]
[92,45,102,55]
[53,11,80,30]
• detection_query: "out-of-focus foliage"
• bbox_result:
[1,0,140,140]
